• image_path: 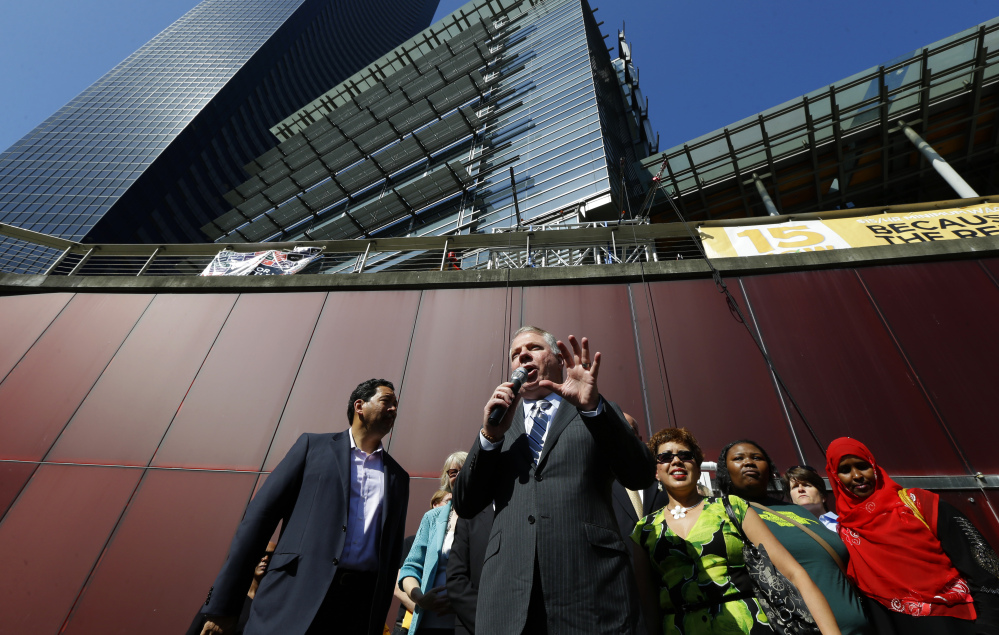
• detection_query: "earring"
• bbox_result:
[657,480,663,491]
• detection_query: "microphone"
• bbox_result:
[487,367,529,427]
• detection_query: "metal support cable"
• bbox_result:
[645,169,825,455]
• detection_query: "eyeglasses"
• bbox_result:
[787,465,818,473]
[656,450,695,464]
[446,468,460,478]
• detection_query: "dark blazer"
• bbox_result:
[204,431,409,635]
[453,398,655,634]
[611,480,668,542]
[447,506,494,635]
[611,480,668,635]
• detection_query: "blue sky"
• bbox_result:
[0,0,995,154]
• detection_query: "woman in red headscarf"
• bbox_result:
[825,437,999,635]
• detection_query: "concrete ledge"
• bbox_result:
[3,235,998,294]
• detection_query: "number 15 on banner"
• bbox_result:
[723,220,851,257]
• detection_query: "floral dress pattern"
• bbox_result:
[631,495,772,635]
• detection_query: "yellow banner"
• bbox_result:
[698,203,999,259]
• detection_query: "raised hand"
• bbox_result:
[537,335,600,411]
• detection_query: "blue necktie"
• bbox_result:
[527,400,552,465]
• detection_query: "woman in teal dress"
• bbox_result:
[630,427,842,635]
[716,439,872,635]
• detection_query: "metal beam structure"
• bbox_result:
[898,120,979,198]
[638,17,999,223]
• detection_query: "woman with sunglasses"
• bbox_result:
[783,464,838,532]
[399,451,467,635]
[631,428,842,635]
[717,439,871,635]
[826,437,999,635]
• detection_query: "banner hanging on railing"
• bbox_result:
[698,203,999,259]
[200,246,323,276]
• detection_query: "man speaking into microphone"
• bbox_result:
[452,326,655,635]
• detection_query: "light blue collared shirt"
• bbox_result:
[339,429,385,571]
[479,393,603,450]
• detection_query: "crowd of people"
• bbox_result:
[196,326,999,635]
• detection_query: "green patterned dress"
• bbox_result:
[631,495,772,635]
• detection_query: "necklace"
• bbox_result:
[669,498,704,519]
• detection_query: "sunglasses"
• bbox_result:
[446,468,460,478]
[656,450,695,464]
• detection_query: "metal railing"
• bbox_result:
[0,220,701,278]
[5,196,997,278]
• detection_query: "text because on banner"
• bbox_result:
[698,203,999,259]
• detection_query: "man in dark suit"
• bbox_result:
[453,327,655,634]
[611,414,668,541]
[609,415,667,635]
[446,506,494,634]
[201,379,409,635]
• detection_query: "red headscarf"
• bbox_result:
[825,437,974,619]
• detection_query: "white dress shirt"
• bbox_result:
[339,429,386,572]
[479,393,604,450]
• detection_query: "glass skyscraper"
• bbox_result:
[202,0,657,272]
[0,0,439,272]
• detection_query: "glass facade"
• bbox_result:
[472,0,620,232]
[203,0,657,272]
[0,0,439,272]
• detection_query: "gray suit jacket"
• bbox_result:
[453,398,655,634]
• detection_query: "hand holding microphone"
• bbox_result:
[482,367,529,439]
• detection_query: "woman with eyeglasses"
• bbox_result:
[782,464,838,532]
[630,428,842,635]
[717,439,872,635]
[399,451,467,635]
[826,437,999,635]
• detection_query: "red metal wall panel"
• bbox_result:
[62,469,258,635]
[937,490,999,547]
[858,261,999,473]
[46,294,238,466]
[741,269,966,475]
[151,293,325,470]
[0,292,71,382]
[0,465,141,635]
[628,283,670,441]
[0,293,152,461]
[978,256,999,283]
[644,279,801,469]
[1,256,997,633]
[519,285,646,428]
[0,461,36,520]
[263,290,422,471]
[390,288,512,476]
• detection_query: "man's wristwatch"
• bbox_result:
[481,427,504,444]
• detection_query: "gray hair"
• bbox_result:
[440,451,468,492]
[510,325,559,359]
